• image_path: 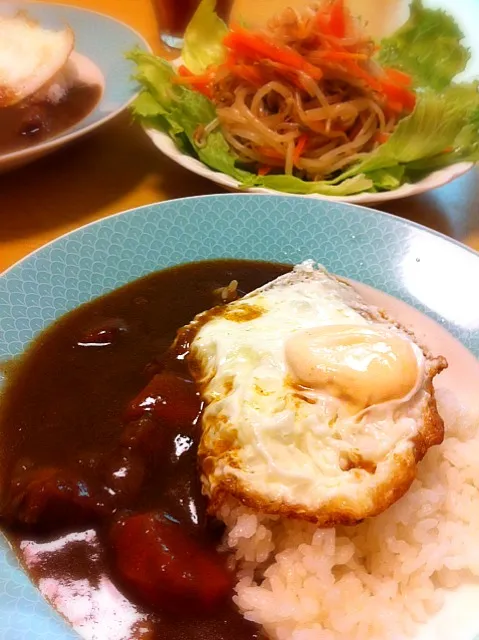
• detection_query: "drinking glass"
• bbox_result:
[154,0,233,49]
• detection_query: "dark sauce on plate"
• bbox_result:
[0,83,101,155]
[0,259,290,640]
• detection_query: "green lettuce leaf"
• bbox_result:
[404,84,479,171]
[128,50,251,180]
[471,108,479,128]
[442,81,479,114]
[240,173,373,196]
[197,130,252,181]
[336,82,479,185]
[182,0,228,74]
[365,166,406,191]
[360,92,473,170]
[378,0,470,91]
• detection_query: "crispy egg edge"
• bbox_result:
[187,265,448,526]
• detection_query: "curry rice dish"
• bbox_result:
[1,259,478,640]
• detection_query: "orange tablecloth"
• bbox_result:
[0,0,478,273]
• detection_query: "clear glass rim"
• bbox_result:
[160,33,184,49]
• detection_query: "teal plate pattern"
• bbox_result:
[0,2,149,138]
[1,194,479,639]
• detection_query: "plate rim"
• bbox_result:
[0,1,152,164]
[2,193,479,281]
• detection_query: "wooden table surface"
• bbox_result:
[1,0,478,273]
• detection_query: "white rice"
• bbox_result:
[219,390,479,640]
[32,58,78,105]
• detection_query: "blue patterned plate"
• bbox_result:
[0,3,149,173]
[1,194,479,639]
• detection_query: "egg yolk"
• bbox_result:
[285,324,419,410]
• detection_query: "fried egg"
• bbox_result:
[0,14,74,107]
[187,261,447,525]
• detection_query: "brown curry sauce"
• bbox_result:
[0,83,101,155]
[0,259,291,640]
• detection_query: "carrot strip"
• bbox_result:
[226,63,264,86]
[257,146,284,160]
[373,131,390,144]
[172,65,215,98]
[172,74,211,86]
[293,134,308,165]
[258,166,271,176]
[194,85,214,99]
[315,9,333,35]
[177,65,191,76]
[315,0,348,38]
[381,81,416,112]
[387,100,405,113]
[309,50,368,62]
[224,26,323,80]
[329,0,346,37]
[261,60,310,90]
[384,67,413,87]
[336,59,415,112]
[173,65,212,87]
[341,60,384,93]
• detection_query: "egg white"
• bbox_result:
[190,262,444,522]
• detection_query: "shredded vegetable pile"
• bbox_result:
[175,2,416,180]
[129,0,479,196]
